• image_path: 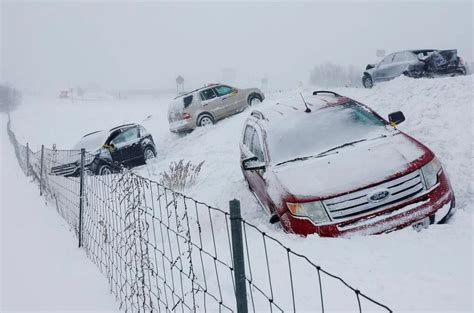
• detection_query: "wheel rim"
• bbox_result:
[101,166,112,175]
[144,148,155,160]
[200,117,213,126]
[250,97,261,106]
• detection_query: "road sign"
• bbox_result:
[176,75,184,85]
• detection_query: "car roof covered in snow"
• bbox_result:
[250,92,351,125]
[409,49,437,54]
[109,123,137,132]
[82,124,138,138]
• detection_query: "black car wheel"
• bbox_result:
[144,146,156,161]
[97,164,113,175]
[248,94,263,106]
[363,75,373,88]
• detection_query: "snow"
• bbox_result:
[273,133,426,198]
[0,116,118,311]
[5,75,474,311]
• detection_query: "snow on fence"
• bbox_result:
[6,115,392,313]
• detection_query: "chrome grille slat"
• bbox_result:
[323,170,424,220]
[388,178,422,194]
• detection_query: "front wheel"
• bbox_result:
[97,164,113,175]
[143,146,156,161]
[362,75,373,88]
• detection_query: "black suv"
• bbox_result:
[362,49,466,88]
[51,124,156,176]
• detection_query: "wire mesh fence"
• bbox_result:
[5,116,392,313]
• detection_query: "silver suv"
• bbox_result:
[168,84,264,133]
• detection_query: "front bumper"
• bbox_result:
[280,169,455,237]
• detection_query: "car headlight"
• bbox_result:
[287,201,331,224]
[421,157,442,189]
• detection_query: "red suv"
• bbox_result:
[240,91,455,237]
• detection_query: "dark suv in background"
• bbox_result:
[362,49,466,88]
[51,124,156,176]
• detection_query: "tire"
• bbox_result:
[197,114,214,127]
[97,163,113,175]
[362,75,373,88]
[248,94,263,106]
[143,146,156,161]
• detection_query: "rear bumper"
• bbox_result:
[169,119,195,133]
[281,169,455,237]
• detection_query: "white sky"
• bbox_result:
[1,0,473,91]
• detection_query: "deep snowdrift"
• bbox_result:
[8,76,473,311]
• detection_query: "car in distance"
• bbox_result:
[362,49,467,88]
[168,83,264,133]
[51,124,156,176]
[240,91,455,237]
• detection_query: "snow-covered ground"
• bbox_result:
[6,76,474,311]
[0,116,119,312]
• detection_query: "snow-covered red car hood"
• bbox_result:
[272,133,428,200]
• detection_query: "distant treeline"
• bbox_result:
[309,62,362,88]
[0,85,22,113]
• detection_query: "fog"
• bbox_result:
[1,1,472,92]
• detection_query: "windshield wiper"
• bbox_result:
[275,138,369,166]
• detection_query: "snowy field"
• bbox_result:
[6,76,474,312]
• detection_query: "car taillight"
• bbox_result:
[182,112,191,120]
[459,57,464,65]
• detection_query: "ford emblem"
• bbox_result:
[367,189,390,203]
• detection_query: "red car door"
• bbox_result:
[241,125,273,215]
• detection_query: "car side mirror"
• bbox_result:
[242,156,265,171]
[388,111,405,126]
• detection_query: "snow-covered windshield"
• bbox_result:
[72,130,108,151]
[267,102,391,165]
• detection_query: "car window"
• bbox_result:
[405,52,417,61]
[110,127,138,145]
[214,85,234,97]
[379,54,394,65]
[267,101,391,165]
[183,95,193,108]
[243,125,254,148]
[250,130,264,161]
[393,52,405,62]
[200,88,217,101]
[394,52,415,62]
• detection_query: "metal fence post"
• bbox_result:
[26,143,30,176]
[229,199,248,313]
[39,145,44,195]
[78,148,85,248]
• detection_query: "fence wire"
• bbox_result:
[5,115,392,313]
